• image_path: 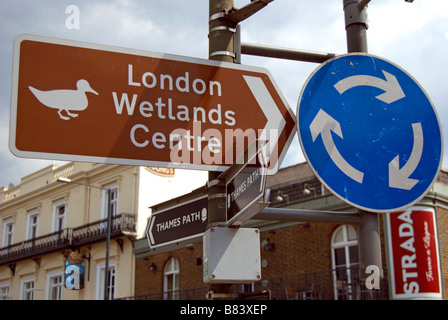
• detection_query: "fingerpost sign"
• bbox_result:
[10,34,296,174]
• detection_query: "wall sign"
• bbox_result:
[385,206,443,299]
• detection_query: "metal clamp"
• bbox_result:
[209,50,236,60]
[343,0,369,29]
[206,178,226,189]
[209,25,236,34]
[208,192,227,200]
[209,11,227,22]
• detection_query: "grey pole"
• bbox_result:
[344,0,369,53]
[241,42,336,64]
[104,188,112,300]
[255,207,361,224]
[343,0,383,282]
[207,0,236,300]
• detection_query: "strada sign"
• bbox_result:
[10,34,296,173]
[385,206,443,299]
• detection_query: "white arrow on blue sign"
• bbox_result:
[297,53,443,213]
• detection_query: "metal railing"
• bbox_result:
[121,287,210,300]
[119,267,388,300]
[0,213,136,266]
[253,267,388,300]
[0,229,71,265]
[72,213,136,247]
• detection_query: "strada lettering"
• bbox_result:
[423,221,434,282]
[397,210,419,294]
[388,208,442,299]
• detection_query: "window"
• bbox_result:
[96,262,116,300]
[47,272,63,300]
[26,209,39,240]
[102,185,119,220]
[52,200,66,232]
[0,282,10,300]
[21,278,35,300]
[163,257,180,300]
[331,225,359,300]
[2,218,14,247]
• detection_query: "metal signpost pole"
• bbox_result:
[207,0,236,299]
[343,0,383,281]
[104,188,112,300]
[344,0,369,53]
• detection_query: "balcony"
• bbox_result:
[0,213,136,267]
[72,213,136,247]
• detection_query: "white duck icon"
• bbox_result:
[28,79,98,120]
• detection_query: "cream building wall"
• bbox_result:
[136,166,210,238]
[0,162,207,300]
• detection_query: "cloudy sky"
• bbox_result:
[1,0,447,187]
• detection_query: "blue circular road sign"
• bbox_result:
[297,53,443,212]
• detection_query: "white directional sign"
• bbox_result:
[298,53,443,213]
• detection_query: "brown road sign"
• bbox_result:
[10,34,296,173]
[147,192,208,252]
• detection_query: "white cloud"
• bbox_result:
[1,0,447,187]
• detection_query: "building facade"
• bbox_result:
[132,162,448,300]
[4,160,445,300]
[0,162,207,300]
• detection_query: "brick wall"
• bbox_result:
[135,206,447,299]
[259,223,336,278]
[436,206,448,298]
[135,221,353,296]
[135,245,205,296]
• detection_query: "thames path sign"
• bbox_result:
[225,143,267,225]
[297,53,442,213]
[10,34,296,173]
[146,193,208,251]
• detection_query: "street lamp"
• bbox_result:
[57,177,113,300]
[303,183,317,197]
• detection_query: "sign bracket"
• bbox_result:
[216,139,267,185]
[212,0,274,26]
